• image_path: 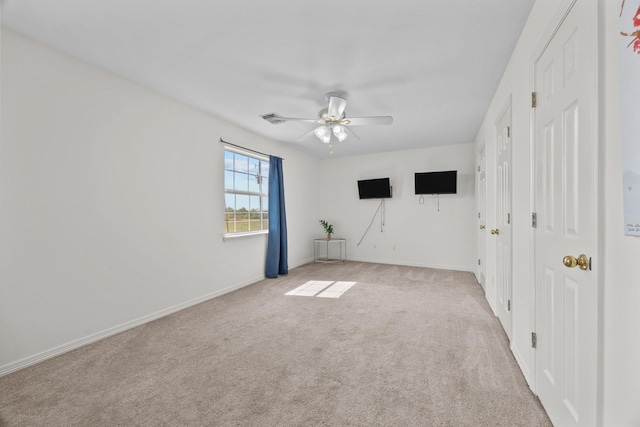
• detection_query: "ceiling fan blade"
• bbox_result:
[259,112,321,125]
[344,126,360,140]
[296,128,319,141]
[327,96,348,119]
[279,116,323,123]
[346,116,393,126]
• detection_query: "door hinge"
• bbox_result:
[478,259,481,266]
[532,332,537,348]
[532,212,537,228]
[531,92,537,108]
[507,126,511,138]
[507,213,511,224]
[478,212,481,219]
[478,165,481,172]
[507,300,511,311]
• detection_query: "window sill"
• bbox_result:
[223,230,269,241]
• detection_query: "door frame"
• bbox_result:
[528,1,601,417]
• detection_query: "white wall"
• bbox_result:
[318,144,476,272]
[600,1,640,425]
[0,28,319,374]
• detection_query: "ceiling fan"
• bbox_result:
[260,92,393,144]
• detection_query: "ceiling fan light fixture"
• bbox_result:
[333,125,348,142]
[314,125,328,138]
[315,126,332,144]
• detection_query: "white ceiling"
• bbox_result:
[2,0,534,159]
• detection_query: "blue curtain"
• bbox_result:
[265,156,288,278]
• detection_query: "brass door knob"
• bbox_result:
[490,229,500,235]
[563,254,589,271]
[480,225,485,230]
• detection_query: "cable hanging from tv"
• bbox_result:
[357,199,385,247]
[418,194,442,211]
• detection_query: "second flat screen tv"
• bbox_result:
[415,171,457,194]
[358,178,392,199]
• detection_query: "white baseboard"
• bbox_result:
[511,342,531,386]
[289,257,314,269]
[346,256,474,273]
[0,275,265,377]
[487,301,497,315]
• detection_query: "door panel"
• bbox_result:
[563,101,580,236]
[543,120,556,232]
[541,265,556,385]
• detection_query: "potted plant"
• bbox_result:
[319,219,334,240]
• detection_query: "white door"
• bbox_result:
[495,101,512,340]
[477,146,487,288]
[533,1,598,426]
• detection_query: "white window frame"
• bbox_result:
[223,146,269,238]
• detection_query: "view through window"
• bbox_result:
[224,149,269,234]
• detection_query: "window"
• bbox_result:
[224,149,269,235]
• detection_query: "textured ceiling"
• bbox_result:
[1,0,534,158]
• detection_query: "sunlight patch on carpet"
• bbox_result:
[285,281,357,298]
[285,281,334,296]
[316,281,356,298]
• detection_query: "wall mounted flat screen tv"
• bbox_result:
[358,178,392,199]
[415,171,457,194]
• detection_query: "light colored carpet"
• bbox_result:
[0,262,552,426]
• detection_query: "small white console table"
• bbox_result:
[314,238,346,263]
